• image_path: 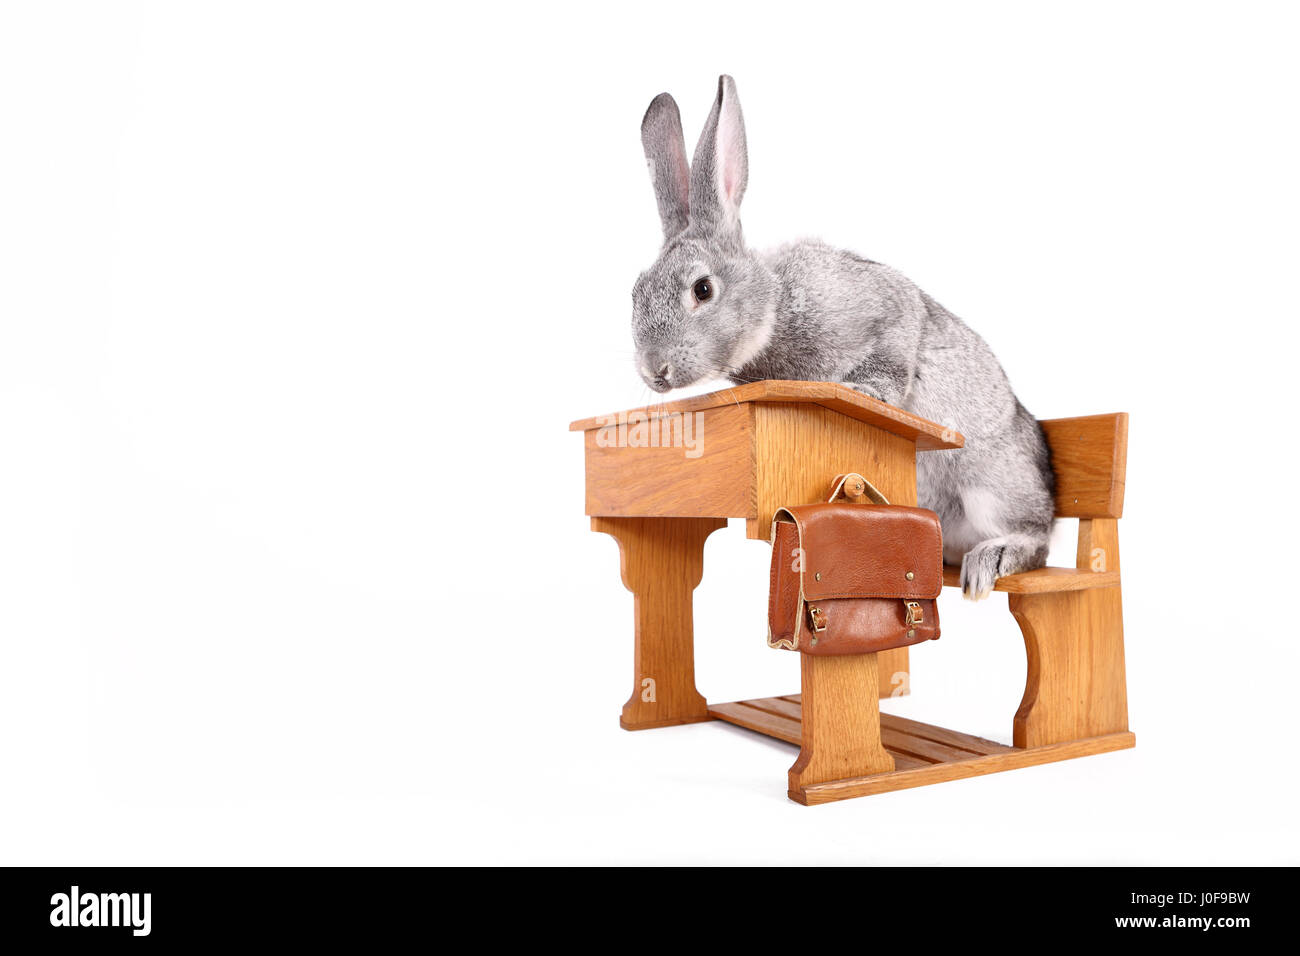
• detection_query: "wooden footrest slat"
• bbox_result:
[741,696,802,720]
[708,701,800,745]
[880,727,987,765]
[781,696,1012,756]
[708,694,1135,802]
[878,712,1011,756]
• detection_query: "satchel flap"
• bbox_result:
[783,503,942,601]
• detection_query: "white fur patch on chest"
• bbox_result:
[959,486,1006,540]
[728,304,775,371]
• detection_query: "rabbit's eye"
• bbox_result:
[692,278,713,303]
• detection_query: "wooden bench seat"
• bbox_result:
[941,565,1119,594]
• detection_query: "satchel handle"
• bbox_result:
[827,472,890,505]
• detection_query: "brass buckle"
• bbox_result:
[904,601,923,627]
[807,605,828,633]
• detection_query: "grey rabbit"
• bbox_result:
[632,75,1055,599]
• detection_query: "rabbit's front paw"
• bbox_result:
[958,532,1050,600]
[845,382,884,401]
[844,379,901,406]
[959,540,1007,601]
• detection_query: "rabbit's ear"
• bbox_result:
[689,75,748,232]
[641,92,691,240]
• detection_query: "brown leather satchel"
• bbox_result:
[767,473,943,655]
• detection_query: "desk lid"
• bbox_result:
[569,380,963,451]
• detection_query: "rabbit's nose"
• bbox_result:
[639,354,674,392]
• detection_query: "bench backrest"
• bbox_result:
[1039,413,1128,519]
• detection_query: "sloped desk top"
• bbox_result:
[569,380,963,452]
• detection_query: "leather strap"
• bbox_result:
[827,472,890,505]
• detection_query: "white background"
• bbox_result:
[2,1,1297,864]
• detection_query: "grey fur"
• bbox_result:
[632,75,1056,599]
[641,93,691,240]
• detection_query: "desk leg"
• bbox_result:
[877,646,910,698]
[592,516,727,731]
[789,653,895,801]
